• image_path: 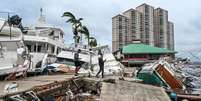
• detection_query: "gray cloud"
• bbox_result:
[190,19,201,33]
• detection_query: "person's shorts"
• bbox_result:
[75,61,81,67]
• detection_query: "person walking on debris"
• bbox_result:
[74,49,81,76]
[96,50,106,78]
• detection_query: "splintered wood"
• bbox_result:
[101,80,171,101]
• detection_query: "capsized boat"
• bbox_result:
[137,60,186,92]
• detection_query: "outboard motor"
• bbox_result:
[8,15,27,34]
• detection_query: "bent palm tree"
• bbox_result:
[62,12,83,44]
[79,26,97,47]
[79,26,90,45]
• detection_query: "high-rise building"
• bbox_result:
[154,8,168,49]
[123,9,143,42]
[112,14,128,51]
[168,21,174,50]
[136,4,155,46]
[112,3,174,52]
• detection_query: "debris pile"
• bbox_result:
[137,60,201,101]
[1,77,102,101]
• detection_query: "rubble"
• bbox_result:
[0,74,175,101]
[103,78,116,84]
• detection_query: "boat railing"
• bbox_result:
[0,43,3,58]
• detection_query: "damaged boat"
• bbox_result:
[0,11,66,79]
[137,59,201,101]
[40,45,124,76]
[0,16,31,80]
[137,60,186,92]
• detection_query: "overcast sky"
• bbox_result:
[1,0,201,60]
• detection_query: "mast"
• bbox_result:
[40,8,43,17]
[37,8,46,25]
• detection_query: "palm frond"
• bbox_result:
[74,18,83,28]
[66,18,76,23]
[89,38,97,47]
[77,18,83,22]
[82,26,90,38]
[62,12,76,19]
[89,37,95,39]
[80,26,90,38]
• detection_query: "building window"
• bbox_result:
[160,28,163,33]
[119,25,122,29]
[119,17,122,21]
[160,17,163,25]
[34,45,37,52]
[56,48,59,54]
[51,46,55,54]
[27,45,31,52]
[37,46,41,52]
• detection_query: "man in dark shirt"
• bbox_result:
[74,49,81,76]
[96,50,106,78]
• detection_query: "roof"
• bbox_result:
[122,43,176,54]
[136,3,154,9]
[123,8,135,14]
[112,14,126,19]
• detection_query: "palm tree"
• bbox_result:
[62,12,83,44]
[79,26,90,45]
[89,37,97,47]
[79,25,98,47]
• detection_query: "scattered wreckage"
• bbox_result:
[137,59,201,101]
[0,75,102,101]
[38,46,124,77]
[0,74,174,101]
